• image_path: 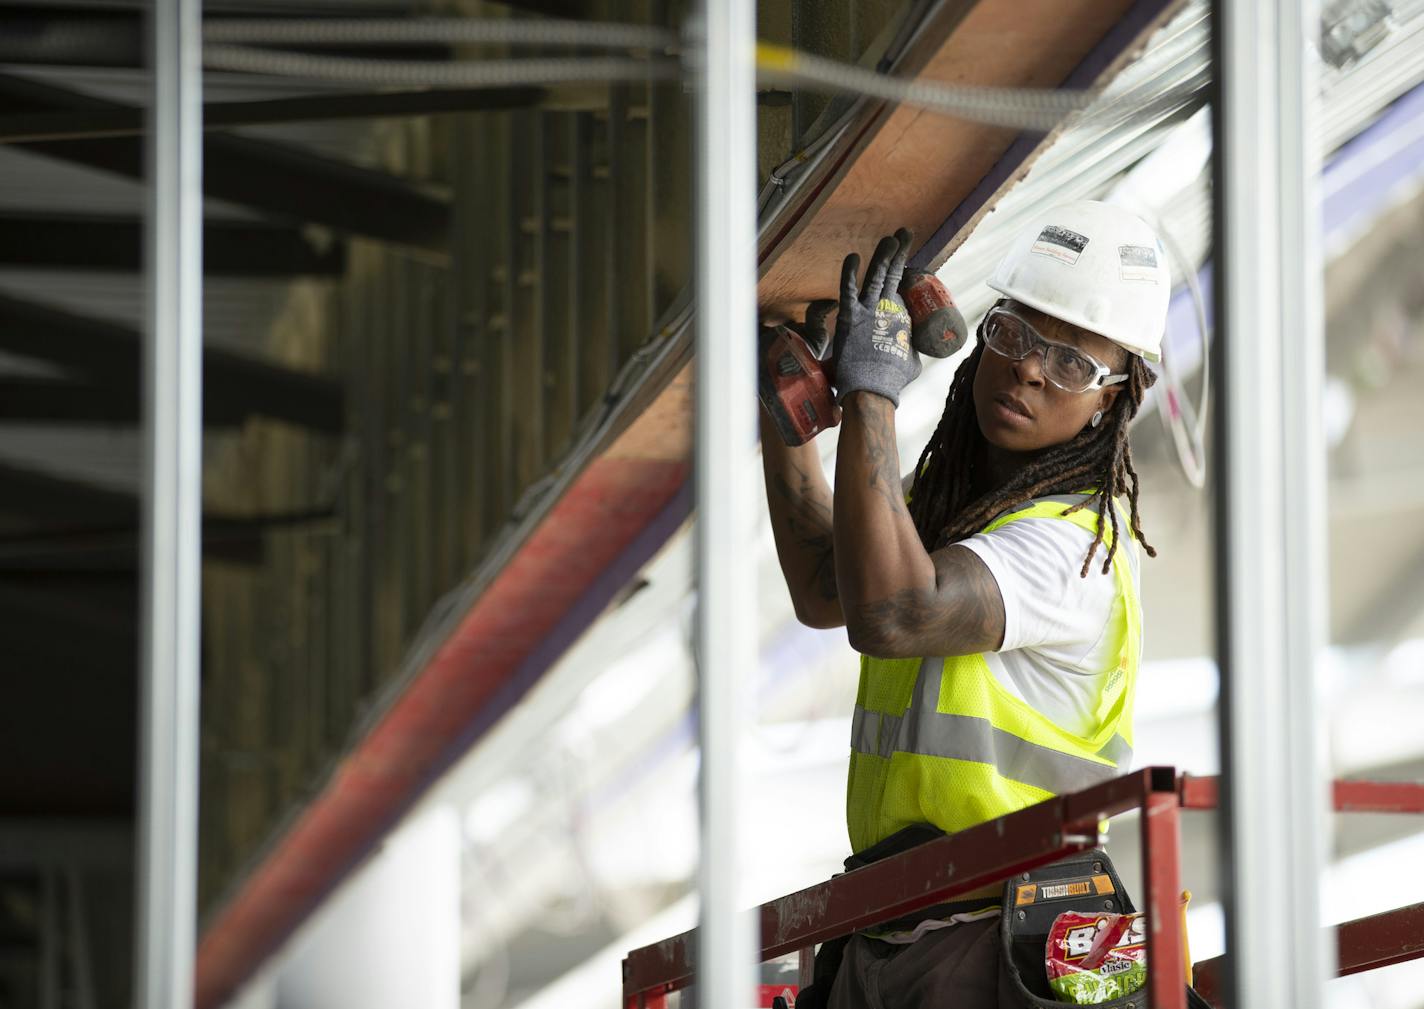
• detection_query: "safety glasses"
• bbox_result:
[982,306,1128,394]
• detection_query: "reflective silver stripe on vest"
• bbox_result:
[850,658,1132,795]
[1094,732,1133,766]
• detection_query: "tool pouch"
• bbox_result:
[998,849,1213,1009]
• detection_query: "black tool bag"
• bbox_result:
[998,849,1214,1009]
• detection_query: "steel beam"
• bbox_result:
[0,459,143,525]
[4,611,134,670]
[0,212,344,276]
[0,573,136,637]
[0,73,450,251]
[0,461,275,567]
[0,87,547,143]
[0,294,345,433]
[0,512,333,568]
[1211,1,1333,1007]
[0,820,131,871]
[0,376,250,427]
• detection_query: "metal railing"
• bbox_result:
[621,768,1424,1009]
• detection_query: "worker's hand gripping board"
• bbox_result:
[758,257,968,446]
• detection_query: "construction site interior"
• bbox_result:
[3,0,1424,1007]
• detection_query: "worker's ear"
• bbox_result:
[1095,384,1123,417]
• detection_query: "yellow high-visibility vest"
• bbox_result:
[846,493,1141,853]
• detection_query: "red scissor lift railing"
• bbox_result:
[622,768,1424,1009]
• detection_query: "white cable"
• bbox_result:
[203,47,675,88]
[459,850,513,1009]
[203,39,1155,134]
[203,17,677,51]
[202,47,678,87]
[1152,222,1210,488]
[756,43,1101,132]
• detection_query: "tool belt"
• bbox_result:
[797,827,1215,1009]
[998,849,1213,1008]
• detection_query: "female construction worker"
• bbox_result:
[759,201,1169,1006]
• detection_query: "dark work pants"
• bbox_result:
[826,919,1009,1009]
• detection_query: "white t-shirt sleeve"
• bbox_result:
[955,516,1117,657]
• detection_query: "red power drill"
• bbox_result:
[759,269,968,446]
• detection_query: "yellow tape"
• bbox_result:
[755,41,798,73]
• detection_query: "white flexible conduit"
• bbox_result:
[203,17,678,50]
[195,15,1204,133]
[201,48,680,87]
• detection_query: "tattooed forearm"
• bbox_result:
[761,419,845,625]
[771,472,839,601]
[844,395,910,515]
[811,538,838,600]
[771,467,832,542]
[847,546,1005,659]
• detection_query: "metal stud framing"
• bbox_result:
[134,0,202,1005]
[692,0,759,1002]
[1211,0,1334,1006]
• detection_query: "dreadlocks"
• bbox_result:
[906,319,1158,578]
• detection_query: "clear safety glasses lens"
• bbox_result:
[984,313,1103,393]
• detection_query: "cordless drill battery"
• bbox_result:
[899,269,967,359]
[758,325,835,447]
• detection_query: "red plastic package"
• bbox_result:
[1045,910,1148,1004]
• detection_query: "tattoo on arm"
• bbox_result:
[849,545,1006,658]
[770,466,838,601]
[856,399,911,515]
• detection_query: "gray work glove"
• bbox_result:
[832,228,920,407]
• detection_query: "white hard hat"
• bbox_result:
[986,200,1170,362]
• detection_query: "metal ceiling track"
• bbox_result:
[0,72,450,250]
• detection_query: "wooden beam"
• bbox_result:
[755,0,1182,315]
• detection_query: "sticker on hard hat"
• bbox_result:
[1030,225,1089,265]
[1117,244,1160,283]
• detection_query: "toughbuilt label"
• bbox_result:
[1030,225,1089,265]
[1118,244,1160,282]
[1015,874,1116,905]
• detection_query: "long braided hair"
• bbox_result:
[907,313,1158,577]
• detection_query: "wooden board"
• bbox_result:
[757,0,1172,316]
